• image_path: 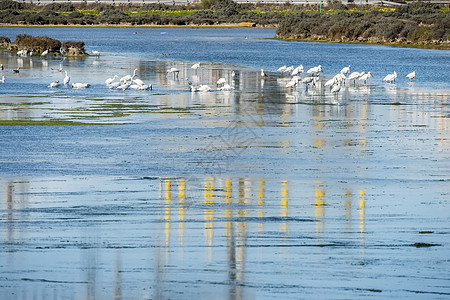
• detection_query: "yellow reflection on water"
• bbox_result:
[164,178,171,248]
[344,190,352,233]
[314,184,325,234]
[281,180,289,233]
[178,179,186,248]
[204,178,215,261]
[258,179,265,233]
[359,190,366,238]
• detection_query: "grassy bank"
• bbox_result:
[0,0,448,47]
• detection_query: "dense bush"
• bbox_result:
[276,2,449,45]
[12,34,61,52]
[0,0,448,46]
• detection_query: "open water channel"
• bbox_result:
[0,28,449,299]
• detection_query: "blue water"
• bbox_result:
[0,28,449,299]
[2,27,449,85]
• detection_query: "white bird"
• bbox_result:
[261,69,267,77]
[108,82,121,89]
[383,71,397,83]
[92,50,100,57]
[0,75,5,83]
[41,50,49,56]
[133,78,144,86]
[120,68,138,82]
[51,64,63,72]
[191,84,211,92]
[277,65,287,72]
[331,83,341,94]
[129,84,141,90]
[348,71,363,81]
[285,76,301,89]
[216,78,226,86]
[406,71,416,80]
[63,71,70,85]
[218,84,234,91]
[71,82,90,89]
[291,65,304,76]
[167,67,180,78]
[325,77,336,88]
[285,65,294,73]
[138,83,152,90]
[116,82,131,91]
[359,72,372,83]
[307,65,322,75]
[191,63,200,69]
[333,73,346,83]
[105,75,119,85]
[48,80,60,88]
[340,65,351,74]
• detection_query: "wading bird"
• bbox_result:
[383,71,397,83]
[71,82,90,89]
[340,65,351,74]
[406,71,416,80]
[359,72,372,84]
[48,80,60,88]
[63,71,70,85]
[105,75,119,85]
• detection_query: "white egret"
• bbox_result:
[219,84,234,91]
[41,50,49,56]
[277,65,287,72]
[48,80,60,88]
[291,65,304,76]
[108,82,121,89]
[325,78,336,89]
[285,65,294,73]
[340,65,351,74]
[63,71,70,85]
[167,67,180,79]
[307,65,322,75]
[383,71,397,83]
[105,75,119,85]
[138,83,152,90]
[331,83,341,94]
[120,68,138,82]
[191,63,200,69]
[0,75,5,83]
[116,82,131,91]
[359,72,372,84]
[71,83,90,89]
[92,50,100,57]
[216,78,226,86]
[133,78,145,86]
[51,64,63,72]
[406,71,416,80]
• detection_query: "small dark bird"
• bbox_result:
[13,67,20,73]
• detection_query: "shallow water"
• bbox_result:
[0,28,449,299]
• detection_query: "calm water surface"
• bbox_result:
[0,28,449,299]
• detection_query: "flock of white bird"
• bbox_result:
[105,68,152,91]
[1,53,417,95]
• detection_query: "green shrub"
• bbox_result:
[13,34,61,51]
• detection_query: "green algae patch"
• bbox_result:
[0,120,119,126]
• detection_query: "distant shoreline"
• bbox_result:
[1,24,448,50]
